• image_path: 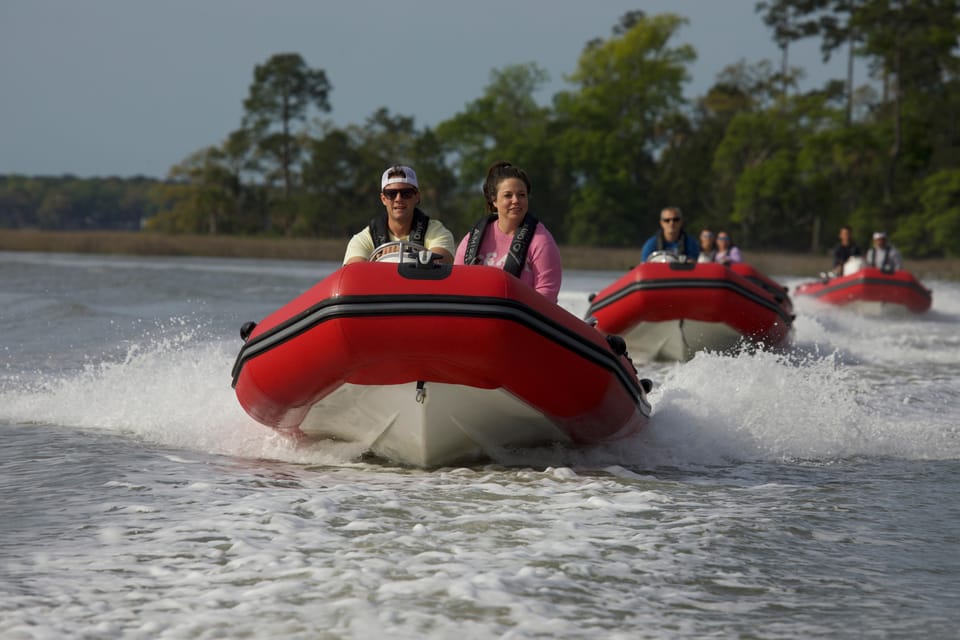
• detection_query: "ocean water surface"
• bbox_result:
[1,251,958,639]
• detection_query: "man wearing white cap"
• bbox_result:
[343,164,456,264]
[865,231,903,273]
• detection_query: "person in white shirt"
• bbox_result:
[697,229,717,263]
[864,231,903,272]
[343,165,456,264]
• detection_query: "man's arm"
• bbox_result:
[891,247,904,271]
[686,235,701,261]
[640,237,656,262]
[343,230,374,264]
[425,220,456,264]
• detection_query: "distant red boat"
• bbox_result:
[232,245,652,467]
[585,258,795,362]
[794,266,932,314]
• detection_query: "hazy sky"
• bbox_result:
[0,0,853,179]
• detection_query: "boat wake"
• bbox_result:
[0,326,368,466]
[2,317,956,469]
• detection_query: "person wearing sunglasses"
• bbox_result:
[343,164,456,264]
[715,231,742,265]
[640,206,700,263]
[456,161,562,303]
[697,229,717,263]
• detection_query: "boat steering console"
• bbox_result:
[646,250,695,270]
[369,241,451,280]
[370,241,442,267]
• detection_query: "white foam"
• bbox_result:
[2,276,957,468]
[0,330,358,465]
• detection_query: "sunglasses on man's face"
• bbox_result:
[383,188,417,200]
[661,218,682,224]
[718,235,730,240]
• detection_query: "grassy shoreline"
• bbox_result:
[2,229,957,279]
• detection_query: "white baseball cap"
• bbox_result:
[381,165,418,189]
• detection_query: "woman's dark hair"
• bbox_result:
[482,161,531,212]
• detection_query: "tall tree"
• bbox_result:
[713,89,849,250]
[552,12,695,245]
[434,63,558,235]
[301,108,461,237]
[242,53,331,231]
[656,63,772,229]
[852,0,960,203]
[813,0,861,125]
[756,0,821,98]
[299,124,365,237]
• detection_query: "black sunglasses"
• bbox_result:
[661,217,682,223]
[383,188,417,200]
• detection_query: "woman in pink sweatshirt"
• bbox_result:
[455,161,562,303]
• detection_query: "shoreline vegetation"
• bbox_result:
[1,229,957,280]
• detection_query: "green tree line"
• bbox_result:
[2,4,959,257]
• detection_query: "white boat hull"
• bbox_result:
[622,320,745,362]
[841,300,913,316]
[298,381,581,467]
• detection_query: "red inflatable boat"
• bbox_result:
[232,249,652,467]
[585,260,795,362]
[794,266,932,314]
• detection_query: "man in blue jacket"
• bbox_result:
[640,206,701,262]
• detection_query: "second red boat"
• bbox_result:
[586,260,795,362]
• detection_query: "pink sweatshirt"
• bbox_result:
[455,221,563,303]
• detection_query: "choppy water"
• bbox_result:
[1,251,958,639]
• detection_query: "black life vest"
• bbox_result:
[368,208,430,247]
[656,230,690,258]
[866,247,893,271]
[463,213,539,277]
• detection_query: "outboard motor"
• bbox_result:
[842,256,864,276]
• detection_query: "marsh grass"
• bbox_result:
[2,229,957,279]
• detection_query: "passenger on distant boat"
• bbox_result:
[343,164,456,265]
[865,231,903,273]
[715,231,742,265]
[456,161,562,303]
[640,206,700,263]
[697,229,717,263]
[830,225,862,277]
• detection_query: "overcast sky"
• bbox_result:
[0,0,855,179]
